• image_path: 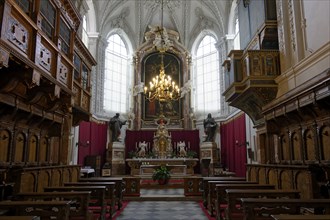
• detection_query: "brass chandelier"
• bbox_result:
[144,54,180,102]
[143,0,180,103]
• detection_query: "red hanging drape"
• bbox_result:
[220,114,247,177]
[78,121,108,166]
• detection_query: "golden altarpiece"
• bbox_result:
[121,26,203,176]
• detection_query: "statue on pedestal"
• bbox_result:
[177,141,187,157]
[109,113,127,142]
[203,113,218,142]
[136,141,147,157]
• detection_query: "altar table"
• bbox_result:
[126,158,198,176]
[140,164,187,176]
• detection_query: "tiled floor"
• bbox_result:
[114,201,209,220]
[114,189,210,220]
[141,188,184,196]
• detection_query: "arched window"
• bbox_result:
[104,34,129,113]
[234,18,240,49]
[193,35,220,114]
[82,15,88,47]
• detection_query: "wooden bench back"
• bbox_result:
[240,198,330,220]
[224,190,300,220]
[44,186,106,220]
[15,191,92,219]
[0,200,70,219]
[79,177,124,210]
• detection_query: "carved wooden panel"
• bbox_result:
[296,171,312,199]
[28,135,37,162]
[57,60,69,85]
[292,132,302,161]
[62,168,70,184]
[71,167,80,182]
[14,133,25,162]
[50,137,60,164]
[73,85,80,105]
[249,167,258,182]
[51,169,61,187]
[305,129,316,160]
[281,135,290,161]
[37,170,50,192]
[39,137,48,163]
[81,92,89,110]
[0,130,10,162]
[258,167,266,184]
[20,172,36,192]
[320,126,330,160]
[268,169,278,189]
[7,16,28,53]
[280,170,292,190]
[37,42,52,71]
[0,46,10,68]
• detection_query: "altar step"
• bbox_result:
[124,188,202,201]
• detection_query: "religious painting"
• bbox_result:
[142,52,182,122]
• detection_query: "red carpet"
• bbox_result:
[112,201,129,220]
[199,201,216,220]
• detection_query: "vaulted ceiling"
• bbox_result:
[88,0,233,51]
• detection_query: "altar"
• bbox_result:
[126,158,198,176]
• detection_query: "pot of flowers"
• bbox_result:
[152,166,171,185]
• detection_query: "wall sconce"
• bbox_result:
[76,141,90,147]
[236,140,249,147]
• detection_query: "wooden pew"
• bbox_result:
[64,182,116,217]
[0,200,70,219]
[14,191,93,220]
[202,177,246,209]
[0,217,40,220]
[223,189,300,220]
[207,181,258,213]
[79,177,123,210]
[271,214,330,220]
[213,184,275,218]
[240,198,330,220]
[44,186,106,220]
[207,181,258,216]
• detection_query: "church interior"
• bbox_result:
[0,0,329,219]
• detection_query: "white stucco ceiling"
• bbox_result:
[89,0,233,50]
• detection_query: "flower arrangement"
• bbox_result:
[152,166,171,184]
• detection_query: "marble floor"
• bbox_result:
[114,189,212,220]
[114,201,209,220]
